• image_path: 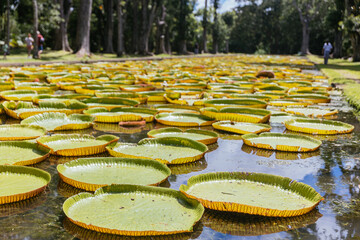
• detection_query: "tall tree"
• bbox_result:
[33,0,39,58]
[326,0,344,58]
[6,0,10,48]
[104,0,114,53]
[155,4,167,54]
[178,0,189,54]
[292,0,317,55]
[54,0,72,51]
[138,0,158,55]
[74,0,92,56]
[202,0,208,53]
[212,0,219,53]
[116,0,126,56]
[344,0,360,61]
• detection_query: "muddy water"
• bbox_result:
[1,93,360,239]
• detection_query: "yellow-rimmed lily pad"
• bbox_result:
[21,112,94,131]
[203,99,267,109]
[242,132,321,152]
[37,134,119,156]
[154,104,199,114]
[213,121,271,134]
[3,100,88,119]
[107,137,208,164]
[57,157,171,191]
[0,90,38,101]
[284,118,354,135]
[0,124,46,140]
[84,107,157,123]
[147,127,218,145]
[82,97,139,109]
[179,172,323,217]
[285,94,331,104]
[155,113,215,127]
[200,107,271,123]
[63,185,204,236]
[0,165,51,204]
[0,141,50,165]
[283,107,338,118]
[269,99,311,107]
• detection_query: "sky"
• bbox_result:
[195,0,238,13]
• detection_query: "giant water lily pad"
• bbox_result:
[0,124,46,140]
[269,113,307,124]
[21,112,94,131]
[107,137,208,164]
[0,165,51,204]
[81,98,139,109]
[63,185,204,235]
[147,127,218,145]
[285,94,331,104]
[0,90,38,101]
[213,121,271,135]
[200,107,271,123]
[283,107,338,118]
[37,134,119,156]
[180,172,323,217]
[155,113,215,127]
[3,100,87,119]
[84,107,157,123]
[284,119,354,135]
[0,141,50,165]
[57,157,171,191]
[155,104,199,114]
[269,100,311,107]
[203,99,267,109]
[242,132,321,152]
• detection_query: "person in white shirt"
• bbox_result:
[322,40,332,65]
[25,33,34,58]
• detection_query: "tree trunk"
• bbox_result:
[202,0,208,53]
[132,0,139,53]
[351,33,360,61]
[155,4,166,54]
[225,39,229,53]
[75,0,92,57]
[165,25,171,54]
[116,0,125,56]
[6,0,10,47]
[212,0,219,54]
[104,0,114,53]
[178,0,187,54]
[138,0,157,55]
[54,0,72,51]
[32,0,39,58]
[333,30,342,58]
[300,21,310,55]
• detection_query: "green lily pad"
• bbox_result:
[0,90,38,101]
[283,107,338,117]
[147,127,218,145]
[154,104,199,114]
[0,141,50,165]
[57,157,171,191]
[63,185,204,235]
[0,165,51,204]
[155,113,215,127]
[37,134,119,156]
[242,132,322,152]
[180,172,323,217]
[82,98,139,109]
[200,107,271,123]
[107,137,208,164]
[84,107,157,123]
[0,124,46,140]
[284,118,354,135]
[213,121,271,134]
[203,99,267,109]
[21,112,94,131]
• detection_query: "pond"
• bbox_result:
[0,63,359,239]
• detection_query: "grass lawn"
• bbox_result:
[308,55,360,84]
[0,49,174,65]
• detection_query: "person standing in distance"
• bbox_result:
[322,40,332,65]
[25,33,34,58]
[37,31,44,59]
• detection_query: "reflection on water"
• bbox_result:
[63,217,202,240]
[241,144,320,160]
[201,209,322,236]
[2,93,360,239]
